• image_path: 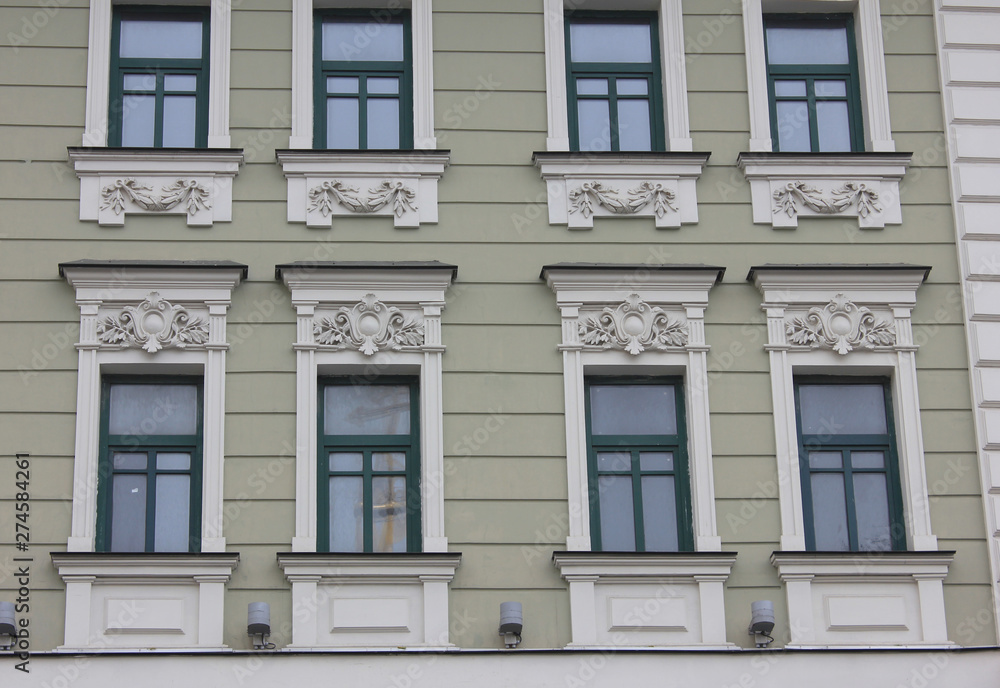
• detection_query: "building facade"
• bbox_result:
[1,0,998,685]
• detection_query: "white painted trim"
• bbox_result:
[750,267,938,552]
[544,266,724,552]
[742,0,896,152]
[83,0,231,147]
[61,264,245,554]
[278,265,455,554]
[289,0,435,149]
[542,0,692,152]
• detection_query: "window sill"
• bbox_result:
[275,149,451,229]
[737,152,911,229]
[276,552,462,649]
[50,552,240,651]
[68,147,244,228]
[552,551,737,648]
[770,550,955,647]
[533,151,710,229]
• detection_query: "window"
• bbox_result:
[764,14,863,152]
[97,379,203,553]
[585,380,692,552]
[109,7,210,148]
[318,378,421,552]
[565,13,664,152]
[794,378,905,552]
[314,11,412,149]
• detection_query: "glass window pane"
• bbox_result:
[324,384,411,435]
[798,384,888,435]
[617,79,648,96]
[327,76,359,94]
[775,100,810,152]
[808,451,842,469]
[164,74,197,92]
[576,78,608,96]
[617,99,652,151]
[123,73,155,91]
[326,97,360,148]
[329,476,363,552]
[810,473,850,550]
[639,452,673,471]
[162,95,197,147]
[154,474,190,552]
[111,474,146,552]
[372,476,407,553]
[577,99,611,151]
[816,100,852,152]
[121,94,156,147]
[367,98,400,149]
[641,476,678,551]
[373,451,406,472]
[852,451,885,469]
[109,384,198,436]
[156,452,191,470]
[113,452,147,470]
[120,18,203,59]
[368,77,399,94]
[570,23,652,63]
[598,475,636,550]
[597,451,631,472]
[815,80,847,97]
[854,473,893,551]
[774,80,806,97]
[330,452,364,472]
[765,26,849,65]
[590,385,676,435]
[322,19,404,62]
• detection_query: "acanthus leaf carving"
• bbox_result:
[308,180,418,218]
[772,181,881,219]
[569,181,677,220]
[96,292,209,353]
[578,293,688,355]
[313,294,425,356]
[100,178,213,216]
[785,294,896,355]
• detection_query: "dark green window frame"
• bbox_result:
[794,376,906,552]
[95,377,204,553]
[764,14,864,152]
[318,377,421,553]
[584,378,693,552]
[564,12,666,152]
[108,6,211,148]
[313,9,414,150]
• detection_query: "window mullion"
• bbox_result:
[806,78,820,152]
[841,449,862,551]
[363,449,374,552]
[630,448,645,551]
[145,449,158,552]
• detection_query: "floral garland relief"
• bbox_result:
[772,181,881,219]
[569,181,678,220]
[308,180,417,218]
[101,178,212,216]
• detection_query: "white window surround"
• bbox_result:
[533,152,709,229]
[276,261,455,555]
[83,0,232,148]
[69,148,244,228]
[738,152,911,229]
[542,0,692,152]
[770,551,955,647]
[290,0,436,150]
[742,0,895,153]
[748,265,938,553]
[277,553,462,649]
[50,552,240,652]
[60,260,247,556]
[553,552,737,649]
[276,150,448,229]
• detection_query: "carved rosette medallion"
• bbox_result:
[97,292,209,353]
[785,294,896,355]
[579,293,688,355]
[313,293,424,356]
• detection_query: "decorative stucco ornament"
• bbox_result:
[569,181,678,219]
[579,293,688,355]
[785,293,896,355]
[772,181,881,219]
[308,180,418,217]
[100,178,212,216]
[97,292,209,353]
[313,293,424,356]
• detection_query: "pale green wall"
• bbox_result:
[0,0,993,652]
